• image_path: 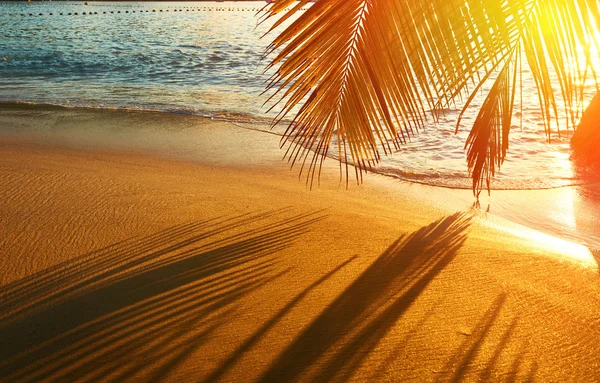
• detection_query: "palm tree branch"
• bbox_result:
[262,0,600,193]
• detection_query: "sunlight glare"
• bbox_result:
[507,223,597,270]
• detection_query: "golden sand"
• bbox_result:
[1,106,599,382]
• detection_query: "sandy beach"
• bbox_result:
[1,105,600,382]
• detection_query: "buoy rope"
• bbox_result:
[2,7,309,17]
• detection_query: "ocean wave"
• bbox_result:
[0,99,277,125]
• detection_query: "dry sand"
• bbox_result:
[1,105,599,382]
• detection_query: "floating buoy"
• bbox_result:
[4,6,282,18]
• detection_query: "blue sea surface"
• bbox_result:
[0,1,277,118]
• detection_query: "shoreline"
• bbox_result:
[0,100,279,125]
[1,101,597,192]
[1,103,599,251]
[2,105,600,381]
[2,105,597,256]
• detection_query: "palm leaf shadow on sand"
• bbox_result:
[0,209,325,383]
[204,255,360,383]
[436,293,509,382]
[254,213,472,382]
[435,293,538,382]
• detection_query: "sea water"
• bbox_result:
[0,1,599,190]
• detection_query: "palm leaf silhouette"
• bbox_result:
[262,0,600,196]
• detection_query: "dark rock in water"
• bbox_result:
[573,94,600,165]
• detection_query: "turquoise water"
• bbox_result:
[0,1,274,118]
[0,1,599,190]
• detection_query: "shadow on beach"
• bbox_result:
[0,207,572,381]
[252,213,472,382]
[434,293,538,383]
[0,209,325,383]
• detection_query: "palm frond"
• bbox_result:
[465,51,519,197]
[262,0,600,195]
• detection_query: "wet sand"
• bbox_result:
[1,106,599,382]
